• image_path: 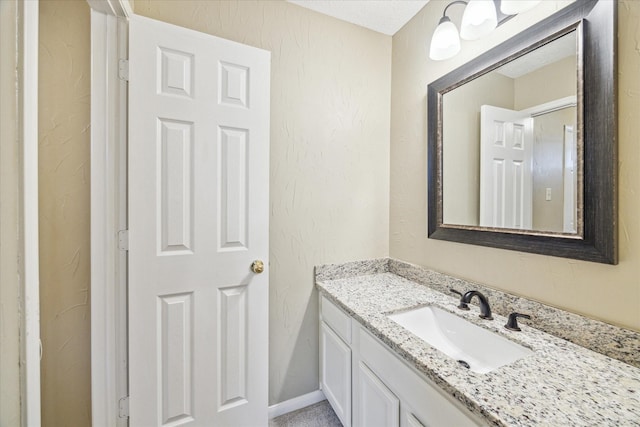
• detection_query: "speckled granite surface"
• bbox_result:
[315,259,640,427]
[315,258,389,282]
[316,258,640,368]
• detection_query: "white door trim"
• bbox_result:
[519,95,577,118]
[21,1,42,425]
[88,1,131,425]
[87,0,133,17]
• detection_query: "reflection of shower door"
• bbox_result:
[480,105,533,229]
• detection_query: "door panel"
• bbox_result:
[219,127,249,251]
[129,15,270,426]
[159,118,193,254]
[159,293,194,424]
[218,285,248,408]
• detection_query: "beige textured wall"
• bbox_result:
[390,0,640,331]
[531,107,576,232]
[514,55,577,110]
[1,1,22,425]
[39,0,92,425]
[134,0,391,405]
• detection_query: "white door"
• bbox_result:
[480,105,533,229]
[128,15,270,426]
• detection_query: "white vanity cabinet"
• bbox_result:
[320,295,486,427]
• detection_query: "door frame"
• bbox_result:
[87,1,132,425]
[89,5,281,423]
[19,1,41,424]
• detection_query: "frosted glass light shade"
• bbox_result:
[429,17,461,61]
[460,0,497,40]
[500,0,541,15]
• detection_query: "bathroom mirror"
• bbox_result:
[427,0,617,264]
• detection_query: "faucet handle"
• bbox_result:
[449,289,470,311]
[505,312,531,331]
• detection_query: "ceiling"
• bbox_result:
[287,0,430,36]
[496,31,576,79]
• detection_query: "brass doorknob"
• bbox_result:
[251,260,264,274]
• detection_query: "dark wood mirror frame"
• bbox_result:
[427,0,617,264]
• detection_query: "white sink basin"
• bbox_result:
[388,306,533,373]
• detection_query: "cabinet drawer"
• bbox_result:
[321,295,351,343]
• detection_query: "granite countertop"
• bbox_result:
[316,264,640,426]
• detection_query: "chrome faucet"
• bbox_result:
[450,289,493,320]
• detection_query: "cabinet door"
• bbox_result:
[357,362,399,427]
[401,409,426,427]
[321,322,351,427]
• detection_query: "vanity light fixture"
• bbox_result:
[459,0,498,41]
[429,10,463,60]
[429,0,541,61]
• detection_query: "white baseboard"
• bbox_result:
[268,389,326,419]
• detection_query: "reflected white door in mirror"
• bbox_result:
[479,105,533,230]
[477,96,578,234]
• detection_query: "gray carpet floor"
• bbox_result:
[269,400,343,427]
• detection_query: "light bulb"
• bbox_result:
[460,0,497,41]
[429,16,461,61]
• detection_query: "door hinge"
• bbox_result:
[118,59,129,81]
[118,230,129,251]
[118,396,129,418]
